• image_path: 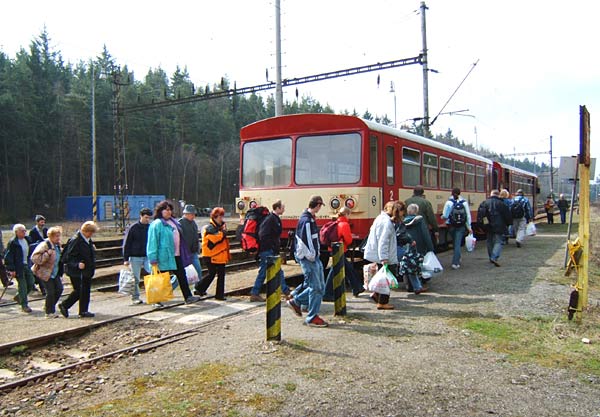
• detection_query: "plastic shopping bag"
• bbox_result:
[368,265,394,295]
[184,264,199,285]
[363,263,378,290]
[423,251,443,274]
[526,222,537,236]
[144,266,174,304]
[465,234,476,253]
[118,269,135,296]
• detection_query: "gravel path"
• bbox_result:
[1,217,599,417]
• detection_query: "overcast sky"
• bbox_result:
[1,0,598,178]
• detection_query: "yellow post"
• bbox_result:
[331,242,347,316]
[266,255,282,341]
[575,105,591,322]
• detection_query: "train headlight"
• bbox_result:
[345,198,356,209]
[330,198,341,210]
[237,200,246,211]
[249,200,258,209]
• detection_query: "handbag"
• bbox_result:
[118,269,136,295]
[144,265,174,304]
[184,264,199,285]
[422,251,443,273]
[465,234,476,252]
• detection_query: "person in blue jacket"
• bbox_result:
[147,200,199,305]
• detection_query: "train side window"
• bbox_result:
[440,157,452,189]
[423,153,438,188]
[476,166,485,192]
[370,135,378,183]
[465,163,475,191]
[453,160,465,190]
[402,147,421,187]
[386,146,395,185]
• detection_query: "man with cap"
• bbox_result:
[28,215,48,294]
[123,208,153,304]
[178,204,203,284]
[511,189,532,248]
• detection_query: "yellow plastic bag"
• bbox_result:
[144,266,174,304]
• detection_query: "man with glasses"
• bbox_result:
[287,195,328,327]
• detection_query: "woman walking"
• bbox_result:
[195,207,231,300]
[59,221,98,318]
[30,226,64,318]
[403,203,434,292]
[146,200,199,304]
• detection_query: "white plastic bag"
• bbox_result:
[526,222,537,236]
[363,263,378,290]
[422,251,443,273]
[465,234,476,252]
[184,264,199,285]
[118,269,135,295]
[367,266,391,295]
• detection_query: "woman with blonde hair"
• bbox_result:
[31,226,64,318]
[195,207,231,300]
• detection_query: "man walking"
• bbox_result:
[123,208,153,304]
[478,190,511,267]
[28,214,48,294]
[287,196,328,327]
[178,204,202,279]
[441,188,471,269]
[511,189,532,248]
[4,224,35,313]
[250,200,290,302]
[557,194,570,225]
[405,185,439,246]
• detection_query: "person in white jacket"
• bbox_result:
[363,201,397,310]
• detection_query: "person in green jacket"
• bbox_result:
[405,185,439,246]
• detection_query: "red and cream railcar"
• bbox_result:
[236,113,496,244]
[492,161,538,209]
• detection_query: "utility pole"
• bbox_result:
[390,81,397,128]
[91,63,97,223]
[549,135,554,196]
[275,0,283,116]
[112,71,129,233]
[420,1,430,137]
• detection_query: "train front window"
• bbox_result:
[242,138,292,187]
[295,133,361,184]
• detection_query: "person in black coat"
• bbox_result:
[59,221,98,318]
[4,224,35,312]
[477,190,512,267]
[123,208,152,304]
[28,214,49,295]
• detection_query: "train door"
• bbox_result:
[368,133,383,212]
[383,136,398,204]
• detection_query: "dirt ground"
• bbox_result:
[1,209,600,417]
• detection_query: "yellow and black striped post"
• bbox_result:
[331,242,347,316]
[266,255,282,341]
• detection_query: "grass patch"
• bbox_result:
[453,313,600,376]
[68,363,281,417]
[299,367,331,380]
[9,345,28,355]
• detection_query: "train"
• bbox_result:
[235,113,538,246]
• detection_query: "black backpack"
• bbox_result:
[449,199,467,226]
[511,199,526,219]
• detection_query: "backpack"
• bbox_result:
[62,235,78,265]
[477,202,489,225]
[511,199,526,219]
[240,206,270,253]
[449,199,467,226]
[319,220,339,247]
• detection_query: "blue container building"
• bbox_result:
[66,195,165,221]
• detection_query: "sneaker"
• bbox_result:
[79,312,95,318]
[286,299,302,317]
[451,264,460,270]
[490,259,500,267]
[45,313,59,319]
[249,294,265,302]
[22,306,33,313]
[353,288,365,297]
[131,299,144,305]
[304,315,328,327]
[185,296,200,304]
[376,303,394,310]
[153,302,165,308]
[58,303,69,318]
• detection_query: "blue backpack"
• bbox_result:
[449,199,467,226]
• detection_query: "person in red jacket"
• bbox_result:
[323,207,364,300]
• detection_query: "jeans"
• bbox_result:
[63,272,93,314]
[405,273,423,292]
[486,232,504,262]
[324,256,362,299]
[190,254,202,279]
[513,218,527,244]
[251,249,289,296]
[129,256,149,301]
[560,209,567,224]
[15,266,35,308]
[294,256,324,323]
[449,226,466,266]
[41,277,63,314]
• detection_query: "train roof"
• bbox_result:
[242,114,493,165]
[495,161,538,178]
